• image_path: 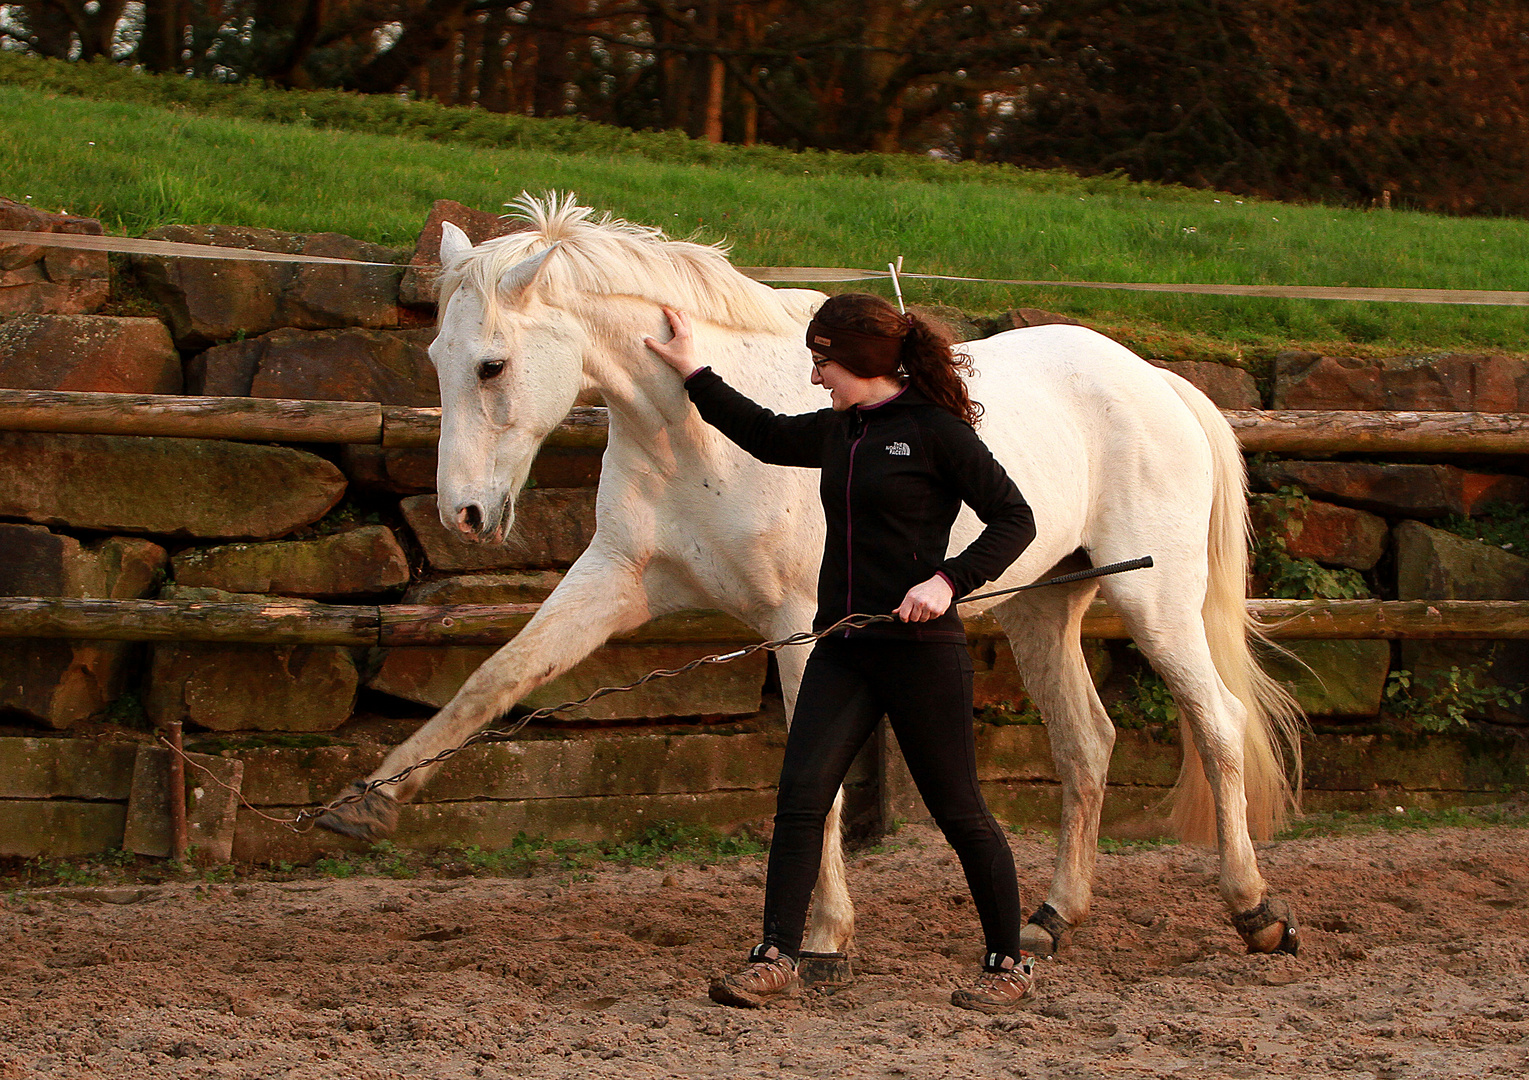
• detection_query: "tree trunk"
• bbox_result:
[80,0,129,59]
[18,0,83,59]
[459,13,485,105]
[647,4,687,130]
[742,76,758,145]
[435,33,463,104]
[701,1,725,142]
[476,7,510,113]
[136,0,185,72]
[270,0,327,87]
[531,0,576,116]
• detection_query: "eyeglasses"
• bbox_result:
[810,354,834,370]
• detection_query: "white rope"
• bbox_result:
[4,229,1526,304]
[0,229,401,266]
[738,266,1529,306]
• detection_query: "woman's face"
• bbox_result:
[811,355,898,411]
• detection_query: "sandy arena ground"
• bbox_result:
[2,820,1527,1079]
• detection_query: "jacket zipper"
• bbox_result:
[844,415,866,632]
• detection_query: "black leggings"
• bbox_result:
[762,635,1024,963]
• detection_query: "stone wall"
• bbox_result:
[2,197,1526,860]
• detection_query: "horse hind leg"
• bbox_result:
[1118,597,1299,956]
[994,574,1114,958]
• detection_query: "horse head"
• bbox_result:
[429,191,815,544]
[429,220,587,544]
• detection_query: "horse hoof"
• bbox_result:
[314,781,399,842]
[796,952,853,990]
[1021,903,1071,958]
[1232,896,1299,956]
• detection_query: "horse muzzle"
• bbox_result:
[443,496,512,544]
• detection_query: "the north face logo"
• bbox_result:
[886,441,910,456]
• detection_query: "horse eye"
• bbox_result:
[477,360,506,381]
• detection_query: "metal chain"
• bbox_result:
[274,611,894,831]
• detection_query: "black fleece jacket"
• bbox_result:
[683,368,1036,642]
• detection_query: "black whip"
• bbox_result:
[959,555,1153,605]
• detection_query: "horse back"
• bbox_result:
[955,324,1218,563]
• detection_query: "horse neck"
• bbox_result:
[577,300,810,469]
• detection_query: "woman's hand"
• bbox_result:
[644,306,702,378]
[895,574,955,622]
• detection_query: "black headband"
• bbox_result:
[805,317,905,378]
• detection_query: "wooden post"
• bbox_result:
[0,597,381,644]
[165,720,188,862]
[702,0,725,143]
[877,720,930,829]
[1225,410,1529,455]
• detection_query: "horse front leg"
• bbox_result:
[316,546,649,840]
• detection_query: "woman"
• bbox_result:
[645,293,1037,1013]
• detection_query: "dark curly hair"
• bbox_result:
[812,293,983,426]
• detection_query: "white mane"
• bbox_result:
[436,192,808,340]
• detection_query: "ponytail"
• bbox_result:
[899,313,983,426]
[813,293,982,425]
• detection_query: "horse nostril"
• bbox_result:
[457,505,483,533]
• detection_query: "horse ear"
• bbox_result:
[498,245,557,300]
[438,221,473,265]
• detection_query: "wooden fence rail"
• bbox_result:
[4,389,1529,454]
[0,390,606,450]
[2,597,1526,646]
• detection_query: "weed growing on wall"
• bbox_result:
[1097,836,1171,854]
[8,848,139,889]
[1251,489,1372,600]
[0,822,769,892]
[1384,664,1527,731]
[1116,669,1180,730]
[1435,503,1529,557]
[311,823,771,880]
[1256,541,1372,600]
[1278,801,1529,840]
[101,692,149,730]
[976,701,1044,726]
[604,822,768,866]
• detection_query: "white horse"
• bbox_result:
[319,192,1303,963]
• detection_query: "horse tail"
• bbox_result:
[1159,373,1304,844]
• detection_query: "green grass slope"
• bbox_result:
[2,56,1526,363]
